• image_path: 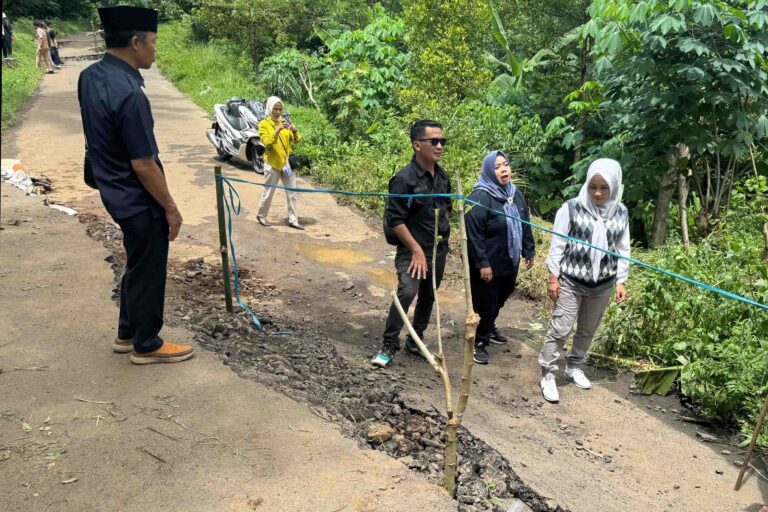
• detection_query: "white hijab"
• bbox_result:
[576,158,623,282]
[265,96,282,120]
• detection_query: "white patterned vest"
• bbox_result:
[560,199,628,285]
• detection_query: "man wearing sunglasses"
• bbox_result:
[372,120,452,368]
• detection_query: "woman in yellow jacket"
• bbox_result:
[256,96,304,229]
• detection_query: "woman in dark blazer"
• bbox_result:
[466,150,535,365]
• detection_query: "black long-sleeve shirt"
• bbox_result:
[384,157,452,251]
[466,188,535,276]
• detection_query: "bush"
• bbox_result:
[596,177,768,444]
[2,18,43,130]
[155,20,265,114]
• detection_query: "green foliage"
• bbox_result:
[192,0,372,65]
[576,0,768,225]
[258,48,320,105]
[597,177,768,443]
[155,20,265,114]
[1,18,43,130]
[401,0,493,102]
[318,7,408,136]
[3,0,93,18]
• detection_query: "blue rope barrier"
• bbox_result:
[220,177,263,331]
[215,174,767,327]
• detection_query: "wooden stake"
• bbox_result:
[444,171,480,497]
[734,393,768,491]
[214,166,234,313]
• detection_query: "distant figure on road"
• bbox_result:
[372,120,451,368]
[78,6,194,365]
[256,96,304,230]
[465,151,535,365]
[44,20,62,66]
[34,20,55,73]
[2,12,14,58]
[538,158,630,403]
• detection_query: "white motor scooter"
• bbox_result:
[206,97,266,173]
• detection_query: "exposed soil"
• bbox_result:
[2,33,765,512]
[79,211,567,512]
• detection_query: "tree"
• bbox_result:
[315,6,408,135]
[582,0,768,247]
[400,0,493,103]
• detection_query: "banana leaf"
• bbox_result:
[634,366,682,396]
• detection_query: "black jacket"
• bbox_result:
[466,188,535,276]
[385,157,452,251]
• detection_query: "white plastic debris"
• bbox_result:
[49,204,78,216]
[2,159,35,194]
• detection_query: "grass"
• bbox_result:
[155,21,266,114]
[1,18,90,130]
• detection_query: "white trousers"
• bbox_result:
[257,163,298,224]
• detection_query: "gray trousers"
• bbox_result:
[258,163,298,224]
[538,275,613,375]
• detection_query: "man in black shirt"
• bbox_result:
[372,120,451,368]
[78,6,193,365]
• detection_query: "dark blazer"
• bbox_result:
[466,188,535,276]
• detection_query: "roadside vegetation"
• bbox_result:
[1,18,89,129]
[158,1,766,446]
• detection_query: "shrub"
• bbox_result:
[155,20,265,114]
[596,177,768,444]
[2,18,43,130]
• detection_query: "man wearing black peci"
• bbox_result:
[372,120,452,368]
[78,6,193,364]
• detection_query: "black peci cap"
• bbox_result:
[98,6,158,33]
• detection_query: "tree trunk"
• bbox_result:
[443,171,480,496]
[650,164,677,248]
[763,221,768,261]
[678,172,690,249]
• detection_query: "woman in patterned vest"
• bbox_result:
[538,158,630,403]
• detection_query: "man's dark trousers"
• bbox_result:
[2,37,12,58]
[115,210,168,353]
[382,244,448,350]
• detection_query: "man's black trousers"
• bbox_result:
[115,210,168,353]
[2,37,12,58]
[382,244,448,350]
[469,266,519,345]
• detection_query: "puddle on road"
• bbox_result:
[297,242,374,265]
[298,242,400,289]
[367,267,397,287]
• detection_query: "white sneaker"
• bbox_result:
[565,367,592,389]
[540,373,559,403]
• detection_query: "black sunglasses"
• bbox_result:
[416,137,447,146]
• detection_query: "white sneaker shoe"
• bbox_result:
[540,373,559,403]
[565,367,592,389]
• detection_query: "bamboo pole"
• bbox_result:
[734,393,768,491]
[389,182,479,497]
[444,171,480,496]
[454,171,480,418]
[214,166,234,313]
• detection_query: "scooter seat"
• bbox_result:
[223,111,247,131]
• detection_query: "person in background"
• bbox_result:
[256,96,304,230]
[45,21,63,66]
[372,120,451,368]
[466,151,534,365]
[538,158,630,403]
[2,12,14,59]
[34,21,55,73]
